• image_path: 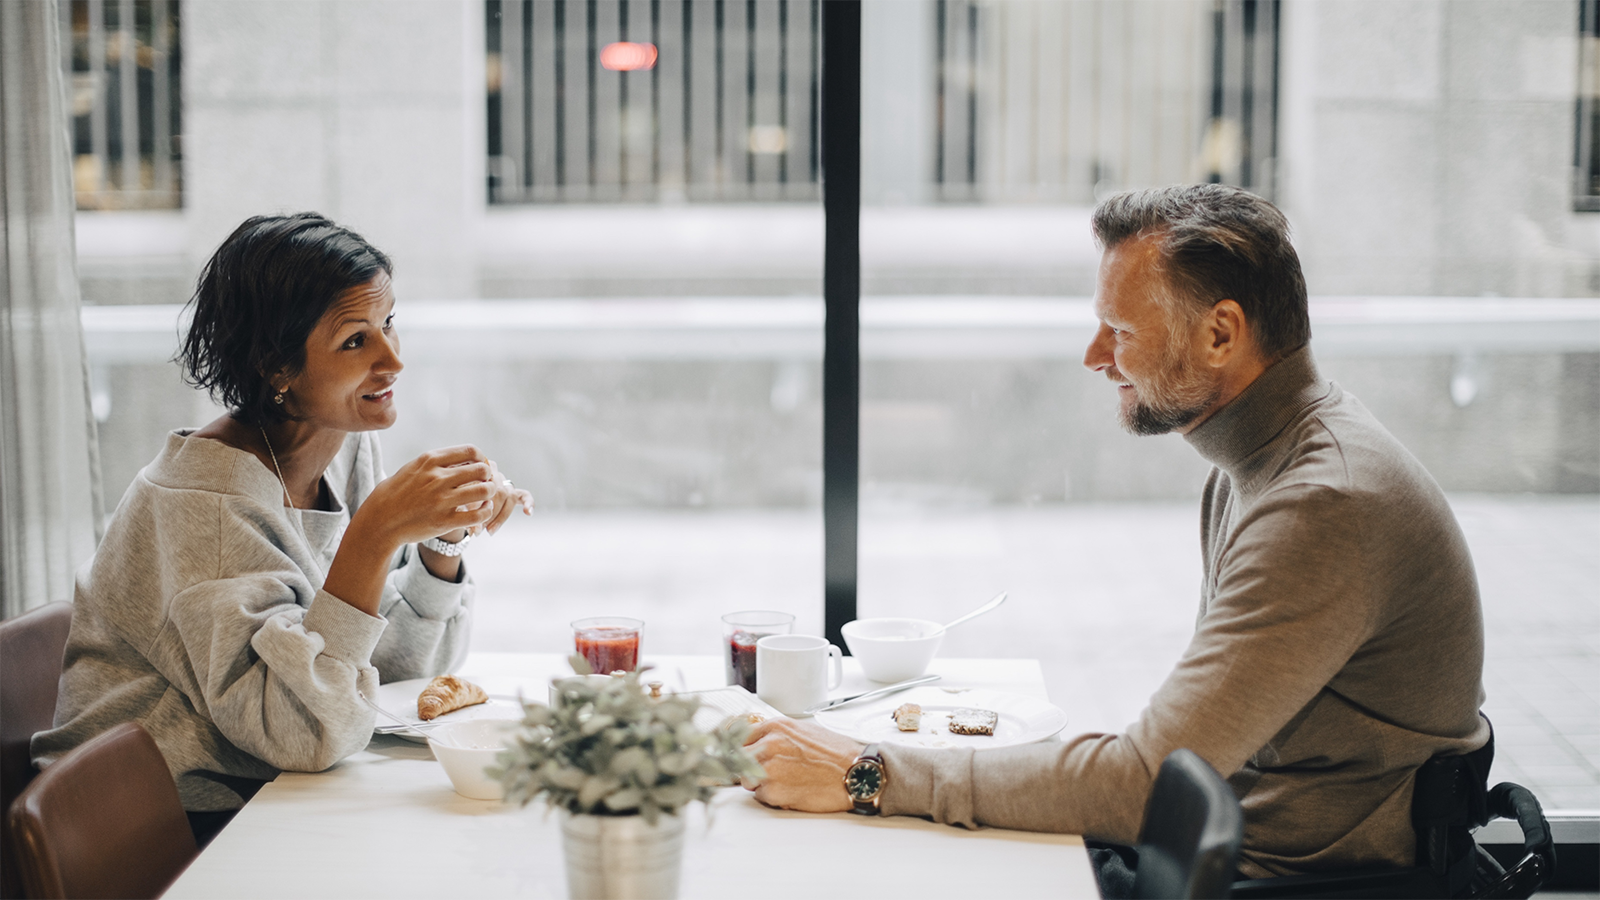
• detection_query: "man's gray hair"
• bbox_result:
[1091,184,1310,360]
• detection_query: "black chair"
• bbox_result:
[0,601,73,900]
[1231,722,1556,900]
[7,721,198,900]
[1132,748,1246,900]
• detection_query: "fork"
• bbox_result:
[358,692,440,741]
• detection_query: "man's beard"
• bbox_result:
[1111,330,1222,436]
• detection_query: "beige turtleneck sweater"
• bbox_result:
[879,347,1489,877]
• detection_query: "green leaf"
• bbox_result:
[655,751,694,776]
[542,760,587,791]
[570,654,593,676]
[610,747,656,782]
[577,774,621,811]
[580,714,617,736]
[654,702,691,726]
[650,782,693,808]
[603,788,643,812]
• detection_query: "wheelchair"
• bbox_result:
[1230,719,1556,899]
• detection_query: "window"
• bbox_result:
[66,0,1597,816]
[63,0,182,210]
[486,0,821,203]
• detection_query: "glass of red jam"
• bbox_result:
[571,617,643,674]
[721,611,795,692]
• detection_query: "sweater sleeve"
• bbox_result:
[340,432,475,682]
[881,484,1377,843]
[163,573,385,774]
[369,544,473,681]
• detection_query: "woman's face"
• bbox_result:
[280,272,403,434]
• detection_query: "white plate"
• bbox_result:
[812,687,1067,750]
[373,676,525,743]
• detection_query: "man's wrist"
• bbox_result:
[843,743,887,815]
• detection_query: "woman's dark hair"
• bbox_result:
[178,213,392,426]
[1091,184,1310,361]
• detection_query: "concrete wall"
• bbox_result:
[1278,0,1600,297]
[78,0,482,306]
[184,0,481,299]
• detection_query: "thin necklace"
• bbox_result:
[261,427,295,511]
[260,427,325,585]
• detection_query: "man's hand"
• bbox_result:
[741,717,864,813]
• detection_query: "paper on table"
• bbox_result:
[686,686,781,732]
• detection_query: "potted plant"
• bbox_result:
[492,657,765,900]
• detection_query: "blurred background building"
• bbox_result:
[64,0,1599,806]
[72,0,1599,505]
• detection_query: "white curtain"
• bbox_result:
[1,0,103,619]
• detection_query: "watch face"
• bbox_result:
[845,761,883,801]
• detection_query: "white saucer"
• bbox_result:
[373,675,524,743]
[812,687,1067,750]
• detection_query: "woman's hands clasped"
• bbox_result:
[329,445,533,613]
[362,445,532,547]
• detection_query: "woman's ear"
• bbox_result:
[263,364,292,401]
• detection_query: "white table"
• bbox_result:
[165,653,1098,899]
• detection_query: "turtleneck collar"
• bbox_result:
[1182,344,1331,475]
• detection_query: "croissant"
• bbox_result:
[416,675,488,721]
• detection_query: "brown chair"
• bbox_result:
[1,601,73,899]
[7,721,197,900]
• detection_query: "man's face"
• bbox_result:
[1083,235,1221,436]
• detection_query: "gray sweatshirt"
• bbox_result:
[879,347,1489,877]
[32,430,473,811]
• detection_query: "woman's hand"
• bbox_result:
[326,445,501,614]
[415,459,534,581]
[473,458,535,537]
[363,445,502,546]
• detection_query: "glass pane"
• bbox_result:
[857,0,1599,811]
[79,0,825,673]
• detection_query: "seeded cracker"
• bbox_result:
[948,708,998,736]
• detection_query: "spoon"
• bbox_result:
[933,592,1007,636]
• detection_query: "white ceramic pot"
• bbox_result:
[561,812,685,900]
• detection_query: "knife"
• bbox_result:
[803,674,941,715]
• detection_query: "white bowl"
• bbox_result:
[428,719,513,800]
[841,618,944,683]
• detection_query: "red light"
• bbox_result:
[600,42,658,72]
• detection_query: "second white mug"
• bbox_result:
[755,634,843,717]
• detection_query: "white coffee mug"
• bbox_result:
[755,634,843,717]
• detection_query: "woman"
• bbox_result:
[32,213,532,840]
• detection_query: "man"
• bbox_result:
[741,184,1489,883]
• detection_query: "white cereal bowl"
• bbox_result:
[428,719,513,801]
[841,617,944,684]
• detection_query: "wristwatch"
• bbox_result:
[420,531,473,558]
[843,744,886,815]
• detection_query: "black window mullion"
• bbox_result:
[820,0,860,649]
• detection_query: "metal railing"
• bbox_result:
[61,0,182,211]
[80,297,1600,365]
[487,0,822,203]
